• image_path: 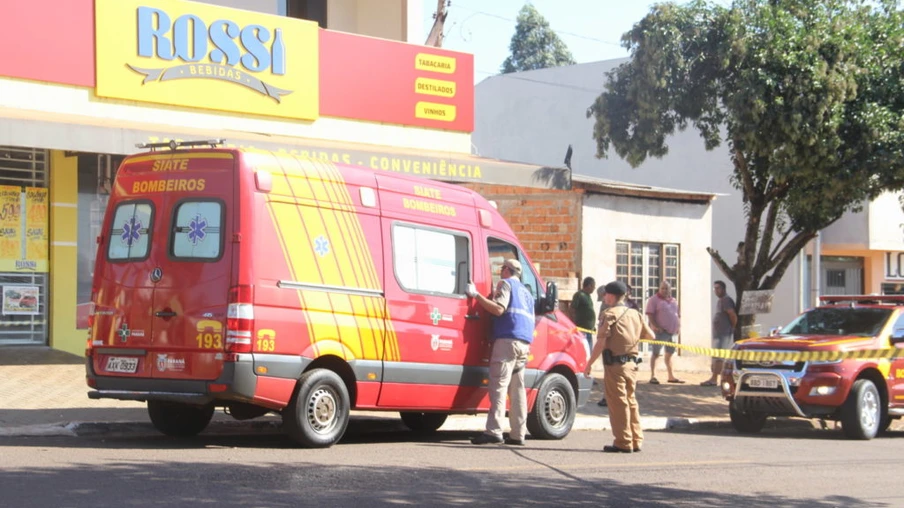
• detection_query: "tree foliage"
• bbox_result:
[501,4,576,74]
[587,0,904,335]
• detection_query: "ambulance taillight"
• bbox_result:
[226,285,254,353]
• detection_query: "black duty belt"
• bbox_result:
[603,349,642,365]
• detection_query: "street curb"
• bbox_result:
[0,414,732,438]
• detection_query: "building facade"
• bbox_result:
[461,177,715,363]
[471,59,899,333]
[0,0,563,355]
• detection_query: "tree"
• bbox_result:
[501,4,576,74]
[587,0,904,337]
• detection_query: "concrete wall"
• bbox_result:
[582,194,712,361]
[821,205,869,249]
[329,0,408,41]
[473,60,805,331]
[195,0,280,14]
[195,0,415,42]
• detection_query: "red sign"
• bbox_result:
[0,2,473,132]
[319,30,474,133]
[0,0,95,87]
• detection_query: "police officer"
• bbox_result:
[584,280,653,453]
[467,258,535,446]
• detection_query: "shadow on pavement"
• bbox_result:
[0,346,82,366]
[0,451,885,507]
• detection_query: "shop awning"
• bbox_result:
[0,116,571,190]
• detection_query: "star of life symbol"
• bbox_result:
[121,217,142,246]
[188,214,207,245]
[430,308,442,325]
[314,235,330,257]
[117,322,131,343]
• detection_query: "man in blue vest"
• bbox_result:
[466,258,535,445]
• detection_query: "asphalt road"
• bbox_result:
[2,421,903,507]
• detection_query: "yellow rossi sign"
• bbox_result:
[95,0,319,120]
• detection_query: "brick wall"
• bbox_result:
[458,183,583,280]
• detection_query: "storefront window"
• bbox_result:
[77,154,123,328]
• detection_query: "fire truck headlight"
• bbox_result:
[809,385,837,396]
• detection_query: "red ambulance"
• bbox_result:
[85,140,592,447]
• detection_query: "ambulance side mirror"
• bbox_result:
[537,281,558,315]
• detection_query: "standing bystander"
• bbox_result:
[570,277,597,353]
[585,281,653,453]
[595,285,609,407]
[466,258,535,445]
[646,281,683,384]
[702,280,737,387]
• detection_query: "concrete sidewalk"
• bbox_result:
[0,345,748,438]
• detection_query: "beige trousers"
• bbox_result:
[604,361,643,450]
[485,338,531,440]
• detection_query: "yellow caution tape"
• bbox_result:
[574,326,904,362]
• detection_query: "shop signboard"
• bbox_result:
[319,30,474,132]
[885,252,904,280]
[4,0,476,132]
[95,0,320,121]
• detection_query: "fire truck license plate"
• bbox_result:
[105,357,139,374]
[747,376,779,389]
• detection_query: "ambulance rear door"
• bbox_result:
[148,152,237,380]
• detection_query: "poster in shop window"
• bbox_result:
[2,285,39,315]
[0,186,48,273]
[25,188,48,265]
[0,185,21,263]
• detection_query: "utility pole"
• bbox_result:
[425,0,449,47]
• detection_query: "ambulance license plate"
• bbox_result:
[747,376,779,389]
[105,356,139,374]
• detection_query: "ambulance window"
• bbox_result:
[107,202,153,261]
[171,200,224,260]
[392,224,470,296]
[487,237,542,300]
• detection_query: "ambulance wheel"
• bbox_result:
[840,379,880,440]
[400,412,448,433]
[728,401,767,434]
[527,373,575,440]
[283,369,350,448]
[147,401,215,437]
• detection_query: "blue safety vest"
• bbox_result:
[492,278,535,343]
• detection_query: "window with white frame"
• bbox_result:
[616,241,680,303]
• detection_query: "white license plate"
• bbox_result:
[747,376,779,389]
[105,356,139,374]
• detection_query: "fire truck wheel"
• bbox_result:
[400,412,449,433]
[147,401,215,437]
[283,369,350,448]
[840,379,881,440]
[526,373,576,440]
[880,414,895,434]
[728,401,767,433]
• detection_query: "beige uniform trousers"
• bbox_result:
[604,361,643,450]
[486,338,531,440]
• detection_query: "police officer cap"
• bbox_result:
[604,280,627,296]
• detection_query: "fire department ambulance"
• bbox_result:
[86,140,592,447]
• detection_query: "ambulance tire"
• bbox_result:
[283,369,350,448]
[147,401,215,437]
[526,373,576,440]
[840,379,881,440]
[400,412,448,433]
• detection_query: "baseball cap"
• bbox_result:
[503,259,522,277]
[604,280,627,296]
